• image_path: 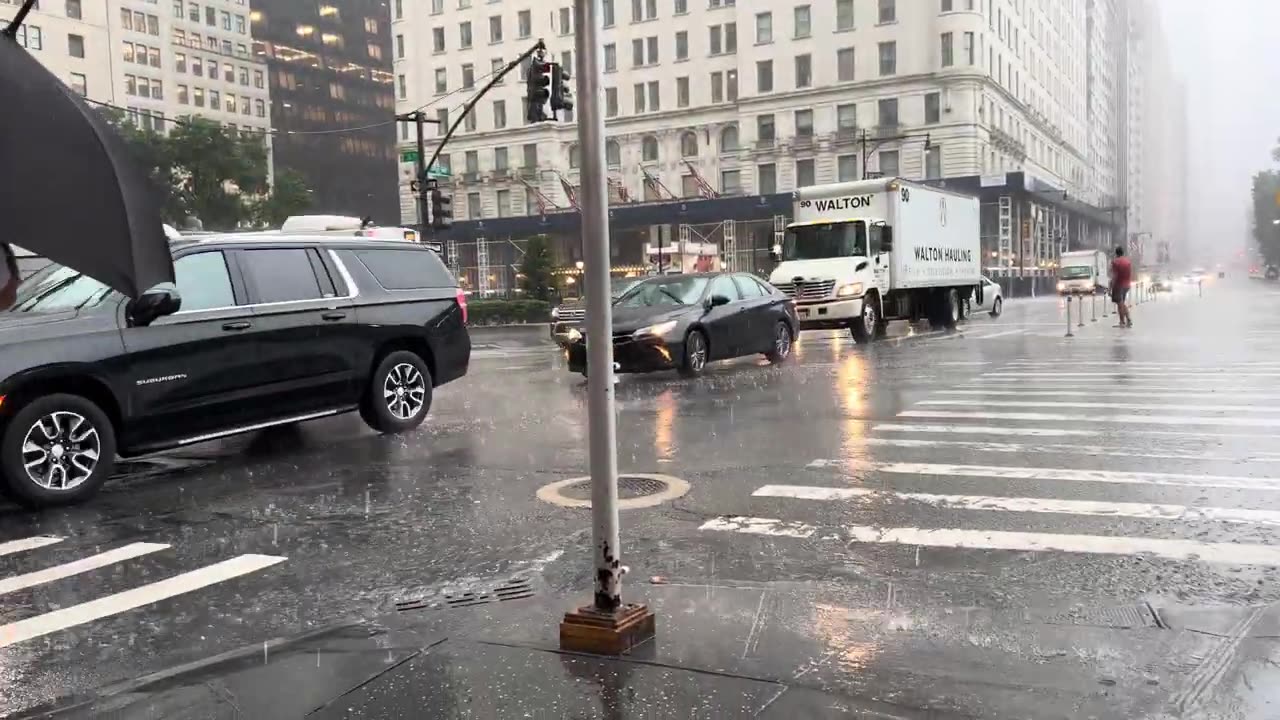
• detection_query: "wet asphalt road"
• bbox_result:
[5,278,1280,718]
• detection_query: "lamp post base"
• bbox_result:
[560,602,656,655]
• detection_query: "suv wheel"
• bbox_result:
[361,350,434,433]
[1,394,117,508]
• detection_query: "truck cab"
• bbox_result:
[772,218,892,335]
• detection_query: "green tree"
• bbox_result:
[252,169,313,227]
[166,118,269,230]
[519,235,555,301]
[1252,169,1280,265]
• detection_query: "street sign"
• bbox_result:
[427,167,451,179]
[400,150,418,164]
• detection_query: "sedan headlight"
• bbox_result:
[633,320,678,338]
[836,283,863,298]
[551,306,561,320]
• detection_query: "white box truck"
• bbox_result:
[769,178,983,341]
[1057,250,1109,295]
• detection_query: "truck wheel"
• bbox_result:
[955,291,969,322]
[850,295,879,343]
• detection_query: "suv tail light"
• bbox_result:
[456,288,468,324]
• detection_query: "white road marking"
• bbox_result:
[752,484,1280,526]
[857,437,1273,463]
[874,421,1280,442]
[964,329,1029,340]
[699,517,816,538]
[0,543,170,596]
[917,399,1280,414]
[872,423,1100,437]
[986,372,1280,378]
[938,361,993,366]
[0,554,286,649]
[871,461,1280,492]
[0,536,63,558]
[899,409,1280,429]
[939,389,1280,401]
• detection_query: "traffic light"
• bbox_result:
[430,188,452,230]
[525,58,551,123]
[550,62,574,118]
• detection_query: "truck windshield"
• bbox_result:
[1059,266,1094,279]
[784,221,867,261]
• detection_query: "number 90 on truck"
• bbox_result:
[768,178,983,342]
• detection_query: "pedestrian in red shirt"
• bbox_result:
[1110,246,1133,328]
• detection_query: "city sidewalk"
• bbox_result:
[21,571,1258,720]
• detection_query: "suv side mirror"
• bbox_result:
[127,284,182,327]
[705,293,731,310]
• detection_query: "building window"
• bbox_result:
[235,14,246,33]
[254,70,263,88]
[632,38,643,66]
[720,170,741,195]
[604,43,616,71]
[494,146,509,171]
[941,0,953,10]
[464,111,476,132]
[489,15,502,43]
[395,34,405,58]
[838,155,858,181]
[496,189,512,217]
[432,27,445,52]
[756,59,772,92]
[879,41,896,75]
[397,74,406,99]
[710,72,722,103]
[641,135,659,162]
[719,125,738,154]
[519,144,536,170]
[606,87,618,116]
[680,131,697,157]
[602,0,614,27]
[460,21,472,48]
[755,12,771,43]
[467,192,482,219]
[836,0,854,30]
[205,6,215,25]
[878,97,898,127]
[606,140,621,166]
[794,54,811,88]
[757,164,776,194]
[675,31,687,61]
[878,0,895,23]
[238,66,248,85]
[646,36,658,63]
[559,7,572,33]
[925,92,941,123]
[15,24,42,50]
[255,98,265,117]
[631,0,657,22]
[68,72,87,96]
[465,150,480,175]
[756,114,774,145]
[796,159,815,187]
[674,0,686,13]
[837,47,854,81]
[648,80,660,110]
[395,0,403,19]
[494,99,506,128]
[964,31,975,64]
[793,5,810,38]
[676,76,688,107]
[795,109,813,137]
[879,150,899,175]
[837,103,856,130]
[177,84,189,104]
[434,68,447,94]
[941,32,953,67]
[726,70,737,101]
[634,82,646,112]
[925,145,942,179]
[193,87,204,107]
[66,0,81,20]
[518,9,531,37]
[67,33,84,58]
[709,23,735,54]
[462,63,474,88]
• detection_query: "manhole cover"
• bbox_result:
[537,473,690,509]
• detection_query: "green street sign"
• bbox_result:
[428,167,451,179]
[400,150,418,163]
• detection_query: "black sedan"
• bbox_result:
[566,273,799,377]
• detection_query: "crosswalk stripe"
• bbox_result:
[870,461,1280,491]
[917,399,1280,414]
[752,485,1280,525]
[872,423,1099,437]
[858,437,1275,463]
[0,543,170,597]
[842,526,1280,566]
[874,422,1280,442]
[899,409,1280,429]
[0,536,63,558]
[698,517,815,538]
[986,372,1280,378]
[939,389,1280,401]
[1004,361,1280,367]
[0,554,287,649]
[699,518,1280,565]
[963,329,1028,340]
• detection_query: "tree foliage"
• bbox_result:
[98,111,312,231]
[1252,169,1280,265]
[519,234,556,301]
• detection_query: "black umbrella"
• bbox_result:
[0,2,174,299]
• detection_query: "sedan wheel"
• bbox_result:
[679,330,708,377]
[1,393,117,508]
[766,322,793,364]
[990,296,1003,317]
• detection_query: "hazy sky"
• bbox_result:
[1158,0,1280,258]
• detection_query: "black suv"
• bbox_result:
[0,235,470,508]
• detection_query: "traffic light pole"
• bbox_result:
[557,0,655,655]
[414,112,429,233]
[422,39,546,179]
